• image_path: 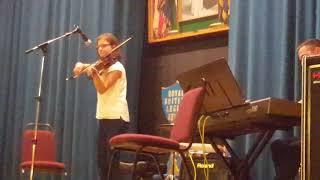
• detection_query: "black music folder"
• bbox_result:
[177,58,246,113]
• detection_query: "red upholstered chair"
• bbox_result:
[20,123,67,177]
[108,87,205,179]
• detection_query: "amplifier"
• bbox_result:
[301,55,320,180]
[181,153,233,180]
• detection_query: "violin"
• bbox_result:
[66,37,132,80]
[66,57,116,80]
[91,57,117,72]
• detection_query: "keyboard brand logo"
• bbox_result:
[312,72,320,79]
[196,163,215,169]
[312,72,320,84]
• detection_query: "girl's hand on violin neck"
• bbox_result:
[86,66,98,78]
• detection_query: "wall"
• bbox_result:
[138,34,229,134]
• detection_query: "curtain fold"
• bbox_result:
[0,0,145,179]
[229,0,320,179]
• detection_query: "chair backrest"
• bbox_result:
[170,87,205,143]
[21,130,57,162]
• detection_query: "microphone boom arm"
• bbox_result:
[25,25,80,54]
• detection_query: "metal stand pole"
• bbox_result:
[29,46,47,180]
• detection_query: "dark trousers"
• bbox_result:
[97,119,129,180]
[271,138,300,180]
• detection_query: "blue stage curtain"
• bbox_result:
[229,0,320,179]
[0,0,145,179]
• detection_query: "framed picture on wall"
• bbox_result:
[148,0,230,43]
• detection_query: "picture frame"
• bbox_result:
[148,0,230,43]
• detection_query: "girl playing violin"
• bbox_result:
[73,33,130,180]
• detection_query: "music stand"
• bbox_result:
[177,58,245,113]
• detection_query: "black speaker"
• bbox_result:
[301,55,320,180]
[181,153,233,180]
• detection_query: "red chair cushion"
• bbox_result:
[109,134,180,153]
[20,161,65,173]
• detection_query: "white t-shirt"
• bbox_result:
[95,61,130,122]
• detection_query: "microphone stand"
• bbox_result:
[24,25,80,180]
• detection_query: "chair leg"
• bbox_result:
[19,169,24,180]
[144,153,165,180]
[107,149,117,180]
[178,151,193,180]
[132,147,143,180]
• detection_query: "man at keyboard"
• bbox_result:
[271,39,320,180]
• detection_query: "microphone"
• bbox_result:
[74,25,92,46]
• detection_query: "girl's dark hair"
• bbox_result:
[96,33,121,60]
